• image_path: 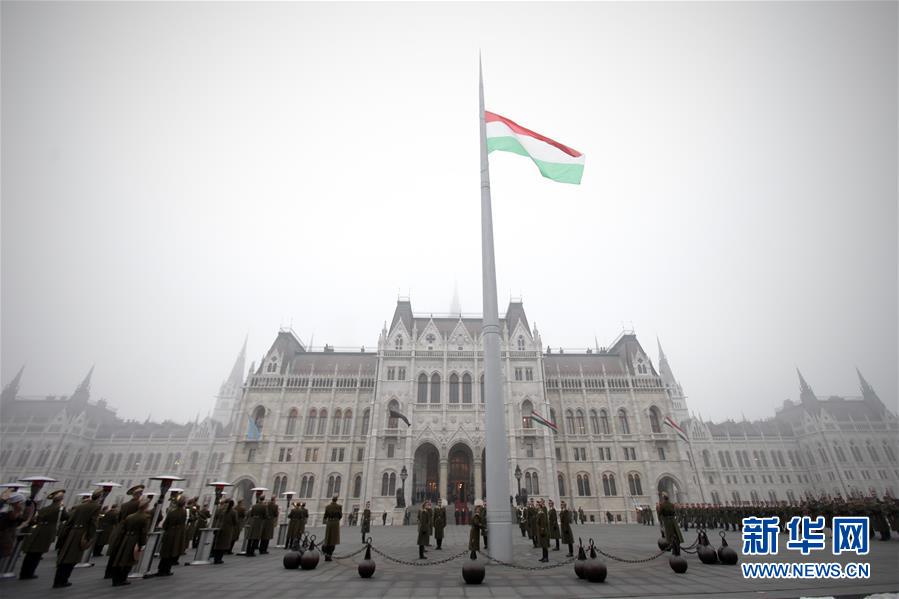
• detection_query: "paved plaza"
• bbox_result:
[4,523,898,599]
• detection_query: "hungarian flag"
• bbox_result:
[530,409,558,432]
[663,415,688,442]
[485,111,584,184]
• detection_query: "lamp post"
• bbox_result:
[75,481,121,568]
[132,475,184,578]
[277,491,295,548]
[0,476,58,578]
[189,481,231,565]
[514,466,522,506]
[398,466,407,509]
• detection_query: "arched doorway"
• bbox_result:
[412,442,439,505]
[657,475,683,503]
[234,478,256,505]
[448,443,473,523]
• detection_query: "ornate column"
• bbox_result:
[474,456,483,501]
[439,457,448,501]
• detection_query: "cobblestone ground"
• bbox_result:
[4,523,898,598]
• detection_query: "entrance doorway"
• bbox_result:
[412,443,439,505]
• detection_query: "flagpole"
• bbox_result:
[479,54,513,562]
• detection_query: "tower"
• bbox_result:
[658,338,689,422]
[212,337,247,427]
[1,365,24,407]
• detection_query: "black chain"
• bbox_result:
[592,546,667,563]
[477,549,578,570]
[368,545,468,567]
[331,545,369,560]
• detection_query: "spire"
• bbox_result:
[856,367,884,407]
[68,366,94,412]
[657,337,675,385]
[796,368,817,405]
[226,336,247,390]
[1,365,24,404]
[450,280,462,315]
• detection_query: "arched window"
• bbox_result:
[558,473,566,496]
[521,400,534,428]
[462,373,472,403]
[599,410,610,434]
[883,443,897,463]
[565,410,575,434]
[417,374,428,403]
[189,451,199,470]
[389,473,397,496]
[430,373,441,403]
[550,408,558,432]
[531,472,539,495]
[326,475,342,497]
[517,336,525,350]
[252,405,265,434]
[589,410,600,434]
[381,473,390,496]
[353,474,362,498]
[867,443,880,462]
[575,410,586,435]
[649,406,661,433]
[300,475,315,498]
[132,453,142,471]
[343,410,352,435]
[306,409,317,435]
[577,474,591,496]
[702,450,711,468]
[479,374,485,403]
[361,409,370,435]
[332,409,343,435]
[285,409,298,435]
[317,409,328,435]
[387,400,399,429]
[617,409,630,434]
[273,475,287,498]
[627,473,642,496]
[395,336,403,350]
[602,473,616,496]
[449,373,459,403]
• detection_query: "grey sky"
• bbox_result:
[2,2,896,424]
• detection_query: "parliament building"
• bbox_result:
[2,297,897,525]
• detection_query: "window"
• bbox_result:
[387,400,399,428]
[732,490,741,503]
[299,475,315,498]
[657,447,666,461]
[479,374,484,403]
[555,447,562,460]
[395,336,403,350]
[251,406,265,436]
[868,443,880,462]
[884,443,897,463]
[601,473,616,496]
[514,367,523,381]
[596,447,611,461]
[387,367,395,381]
[565,410,575,434]
[517,336,525,350]
[326,475,342,497]
[353,475,362,498]
[623,447,636,460]
[247,448,256,462]
[286,448,293,462]
[592,410,607,435]
[425,333,436,349]
[525,471,540,495]
[331,409,343,435]
[317,409,328,435]
[462,373,472,403]
[357,448,364,461]
[558,473,566,496]
[279,448,286,462]
[418,374,428,403]
[449,373,460,403]
[589,410,600,434]
[398,367,406,380]
[525,441,534,458]
[285,409,298,435]
[649,406,662,433]
[343,410,352,435]
[702,450,711,468]
[429,373,441,403]
[618,409,630,434]
[273,475,287,499]
[627,473,643,496]
[306,409,318,435]
[521,400,533,428]
[387,443,395,458]
[360,409,370,435]
[577,474,591,496]
[575,410,586,435]
[381,472,397,496]
[851,444,863,462]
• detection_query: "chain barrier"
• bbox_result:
[477,549,578,570]
[368,545,468,567]
[331,545,369,560]
[592,546,667,563]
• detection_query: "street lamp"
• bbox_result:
[74,481,121,568]
[514,466,522,506]
[189,481,232,565]
[398,466,408,508]
[278,491,296,548]
[132,474,185,579]
[19,475,58,501]
[250,486,270,503]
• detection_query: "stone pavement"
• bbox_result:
[3,523,898,598]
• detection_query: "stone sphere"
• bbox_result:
[584,559,608,583]
[300,549,320,570]
[669,555,688,574]
[718,546,738,565]
[697,545,718,565]
[574,559,586,579]
[282,552,301,569]
[462,560,486,585]
[358,558,376,578]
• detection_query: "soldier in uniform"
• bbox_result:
[657,492,684,556]
[526,498,537,547]
[468,499,485,558]
[184,497,199,549]
[547,499,561,551]
[536,498,550,562]
[382,511,387,526]
[104,483,144,579]
[93,505,113,557]
[322,494,342,561]
[559,500,574,556]
[360,501,371,543]
[578,506,586,525]
[156,495,187,576]
[231,499,247,553]
[417,499,431,559]
[54,489,102,588]
[245,495,267,556]
[211,499,239,564]
[287,502,303,550]
[260,497,278,554]
[19,489,66,580]
[433,499,447,550]
[108,498,152,586]
[193,503,211,549]
[517,506,527,537]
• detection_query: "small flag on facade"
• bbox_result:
[530,409,558,432]
[389,408,411,427]
[663,415,688,442]
[247,415,261,440]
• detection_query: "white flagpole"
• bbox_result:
[479,54,513,561]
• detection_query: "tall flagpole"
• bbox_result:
[479,55,513,561]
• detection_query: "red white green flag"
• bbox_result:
[664,415,689,442]
[530,409,558,432]
[485,111,585,185]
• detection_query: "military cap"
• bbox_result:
[47,489,66,501]
[127,484,145,496]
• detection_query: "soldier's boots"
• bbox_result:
[418,545,427,559]
[539,548,549,562]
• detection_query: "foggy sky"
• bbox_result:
[2,2,896,424]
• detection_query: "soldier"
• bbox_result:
[298,502,308,539]
[193,503,211,549]
[360,501,371,543]
[382,511,387,526]
[184,497,199,549]
[19,489,66,580]
[245,495,267,556]
[211,499,239,564]
[260,497,278,554]
[93,504,113,557]
[527,498,537,547]
[104,483,144,579]
[481,500,488,549]
[417,499,431,559]
[518,506,527,537]
[433,499,447,550]
[156,495,187,576]
[468,499,485,558]
[536,498,550,562]
[578,506,586,525]
[657,492,684,556]
[54,489,102,588]
[547,499,561,551]
[287,502,304,550]
[108,498,152,586]
[322,494,342,561]
[231,499,247,553]
[559,500,574,556]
